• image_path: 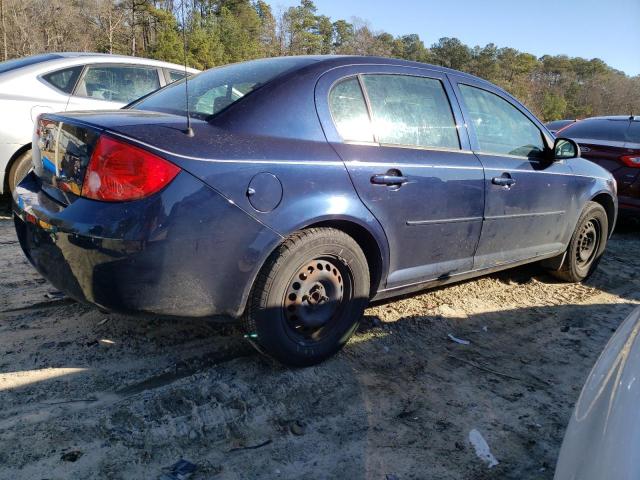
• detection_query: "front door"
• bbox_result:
[450,76,574,268]
[316,66,485,289]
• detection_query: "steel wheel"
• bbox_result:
[244,228,369,366]
[575,219,601,270]
[550,201,608,283]
[283,257,351,343]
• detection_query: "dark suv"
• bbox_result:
[559,116,640,216]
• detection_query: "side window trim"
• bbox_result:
[162,68,172,85]
[326,75,377,145]
[69,67,84,95]
[72,64,91,98]
[355,74,378,144]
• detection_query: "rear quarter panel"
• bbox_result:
[131,131,391,295]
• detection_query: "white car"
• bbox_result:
[0,52,199,194]
[555,305,640,479]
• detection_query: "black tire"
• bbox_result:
[551,201,608,283]
[8,150,32,193]
[244,228,370,367]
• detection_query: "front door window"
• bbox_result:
[459,84,544,158]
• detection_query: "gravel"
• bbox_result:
[1,201,639,479]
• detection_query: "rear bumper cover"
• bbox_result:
[13,171,281,318]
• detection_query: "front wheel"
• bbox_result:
[551,201,608,283]
[243,228,370,367]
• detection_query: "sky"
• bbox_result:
[273,0,640,76]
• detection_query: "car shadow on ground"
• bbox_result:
[2,293,639,479]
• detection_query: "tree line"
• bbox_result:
[1,0,638,121]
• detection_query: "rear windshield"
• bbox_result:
[132,57,318,120]
[0,54,62,75]
[562,119,633,142]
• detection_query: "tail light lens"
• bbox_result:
[81,136,180,201]
[620,155,640,168]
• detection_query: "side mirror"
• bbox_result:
[554,137,580,160]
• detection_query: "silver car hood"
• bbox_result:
[555,306,640,480]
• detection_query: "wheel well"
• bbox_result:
[591,193,616,237]
[306,220,384,296]
[4,144,31,193]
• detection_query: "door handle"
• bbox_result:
[492,174,516,187]
[371,173,408,186]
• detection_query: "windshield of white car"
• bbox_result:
[0,54,62,75]
[131,57,319,120]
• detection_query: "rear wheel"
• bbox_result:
[8,149,32,193]
[244,228,369,366]
[551,201,608,282]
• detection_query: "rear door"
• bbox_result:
[450,75,573,268]
[316,65,485,289]
[66,64,163,111]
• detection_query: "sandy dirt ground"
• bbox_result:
[1,199,639,480]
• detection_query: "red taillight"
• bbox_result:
[621,155,640,168]
[81,136,180,201]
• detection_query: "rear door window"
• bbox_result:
[42,66,83,93]
[361,74,460,149]
[328,77,374,142]
[75,65,161,103]
[458,84,544,158]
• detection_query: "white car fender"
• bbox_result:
[555,306,640,479]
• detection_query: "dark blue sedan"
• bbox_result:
[13,56,617,366]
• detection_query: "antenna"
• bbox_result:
[180,0,194,137]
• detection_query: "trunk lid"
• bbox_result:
[575,139,640,195]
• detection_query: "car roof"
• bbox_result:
[309,55,484,81]
[59,53,200,72]
[582,115,639,122]
[0,52,199,77]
